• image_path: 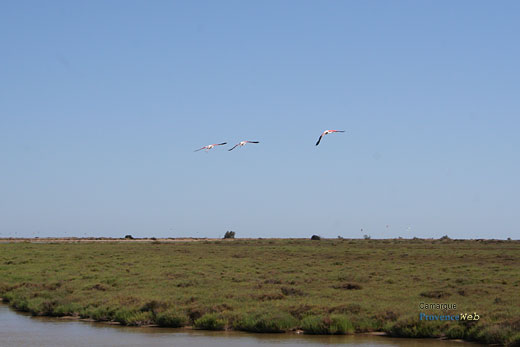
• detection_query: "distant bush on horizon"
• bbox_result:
[223,231,235,239]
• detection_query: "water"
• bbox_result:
[0,305,468,347]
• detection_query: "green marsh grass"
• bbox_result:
[194,313,227,330]
[301,314,354,334]
[0,238,519,344]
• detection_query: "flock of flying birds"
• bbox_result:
[194,129,345,152]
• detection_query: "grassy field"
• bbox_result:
[0,238,519,345]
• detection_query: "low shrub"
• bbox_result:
[194,313,226,330]
[140,300,166,315]
[3,293,29,312]
[301,315,354,334]
[155,309,187,327]
[25,297,57,316]
[88,306,117,321]
[52,303,83,316]
[114,309,152,326]
[467,323,518,345]
[352,317,381,332]
[233,311,297,333]
[445,324,465,339]
[384,317,443,337]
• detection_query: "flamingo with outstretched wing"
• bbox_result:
[315,130,345,146]
[194,142,227,152]
[228,141,259,151]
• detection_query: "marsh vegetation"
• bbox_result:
[0,238,518,345]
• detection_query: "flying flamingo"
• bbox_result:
[228,141,259,151]
[194,142,227,152]
[315,130,345,146]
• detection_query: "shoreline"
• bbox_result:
[0,301,466,343]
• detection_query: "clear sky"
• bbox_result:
[1,1,519,239]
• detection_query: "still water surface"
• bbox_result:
[0,305,468,347]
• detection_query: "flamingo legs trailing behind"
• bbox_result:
[228,141,259,151]
[194,142,227,152]
[315,130,345,146]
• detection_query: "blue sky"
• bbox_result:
[1,1,519,239]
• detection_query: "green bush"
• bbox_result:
[446,324,465,339]
[26,297,57,316]
[467,324,516,345]
[52,303,83,317]
[385,317,443,337]
[88,306,116,321]
[114,309,152,326]
[234,312,297,333]
[352,317,381,332]
[3,293,30,312]
[155,309,187,327]
[194,313,226,330]
[301,315,354,334]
